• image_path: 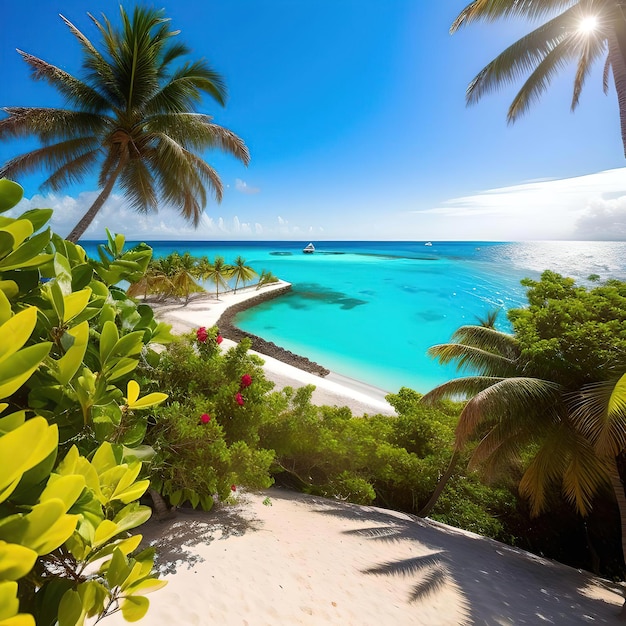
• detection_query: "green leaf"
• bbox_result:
[120,595,149,622]
[0,230,52,271]
[0,180,23,212]
[124,578,167,596]
[0,418,58,503]
[0,581,20,621]
[113,503,152,533]
[99,321,119,366]
[57,589,84,626]
[39,474,86,510]
[0,541,38,580]
[0,281,18,302]
[71,264,93,291]
[0,219,32,251]
[63,289,92,324]
[0,290,12,325]
[54,322,89,386]
[0,343,53,399]
[17,208,53,232]
[0,307,37,363]
[106,357,139,382]
[106,548,131,587]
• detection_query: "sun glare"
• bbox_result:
[578,15,598,34]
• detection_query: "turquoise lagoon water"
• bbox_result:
[85,240,626,394]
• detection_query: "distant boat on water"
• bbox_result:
[424,241,433,246]
[303,243,315,254]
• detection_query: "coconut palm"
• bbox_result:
[451,0,626,156]
[419,325,610,522]
[256,269,279,290]
[201,255,232,299]
[0,6,249,242]
[231,255,257,293]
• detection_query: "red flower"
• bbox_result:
[231,484,237,492]
[196,327,208,343]
[216,334,224,345]
[235,392,245,406]
[240,374,252,388]
[200,413,211,424]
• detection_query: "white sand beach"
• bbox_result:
[104,489,623,625]
[149,282,396,416]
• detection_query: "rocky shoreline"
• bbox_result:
[216,284,331,377]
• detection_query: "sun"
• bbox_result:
[578,15,598,34]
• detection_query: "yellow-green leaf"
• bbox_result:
[128,391,168,410]
[0,289,14,321]
[0,581,20,621]
[99,321,118,366]
[18,500,78,555]
[0,542,37,580]
[62,288,92,325]
[126,380,140,406]
[124,578,167,596]
[39,474,86,510]
[0,343,52,399]
[0,307,37,363]
[120,595,149,622]
[91,442,118,476]
[0,281,18,301]
[1,219,33,251]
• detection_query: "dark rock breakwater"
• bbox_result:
[217,284,330,377]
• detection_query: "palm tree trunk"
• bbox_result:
[609,22,626,158]
[66,156,126,243]
[609,457,626,618]
[417,449,460,518]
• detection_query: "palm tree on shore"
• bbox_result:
[231,255,257,293]
[202,255,232,299]
[0,6,249,242]
[420,325,626,613]
[451,0,626,156]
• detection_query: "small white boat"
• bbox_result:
[424,241,433,246]
[303,243,315,254]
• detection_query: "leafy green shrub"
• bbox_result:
[0,179,169,624]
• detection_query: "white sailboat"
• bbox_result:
[303,243,315,254]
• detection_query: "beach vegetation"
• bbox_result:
[422,270,626,579]
[231,255,258,293]
[0,6,249,242]
[200,255,233,299]
[0,180,169,624]
[451,0,626,156]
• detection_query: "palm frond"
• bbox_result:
[40,148,101,191]
[0,107,109,143]
[427,343,518,376]
[17,50,110,113]
[561,432,611,516]
[450,325,519,357]
[0,137,100,181]
[455,377,562,446]
[571,31,607,109]
[451,0,582,33]
[506,39,577,120]
[570,373,626,457]
[518,427,570,515]
[469,422,530,473]
[146,60,227,114]
[603,50,611,94]
[145,114,249,164]
[119,157,157,213]
[466,10,575,106]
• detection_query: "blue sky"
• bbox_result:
[2,0,626,240]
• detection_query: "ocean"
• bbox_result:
[84,240,626,394]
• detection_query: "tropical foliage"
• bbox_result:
[451,0,626,155]
[0,179,170,624]
[421,271,626,576]
[0,6,249,241]
[127,251,272,301]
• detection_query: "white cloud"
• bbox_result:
[413,167,626,241]
[235,179,260,194]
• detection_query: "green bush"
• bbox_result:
[0,179,168,625]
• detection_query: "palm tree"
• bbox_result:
[0,6,249,242]
[256,269,279,290]
[231,255,257,293]
[201,255,232,299]
[419,325,609,521]
[451,0,626,156]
